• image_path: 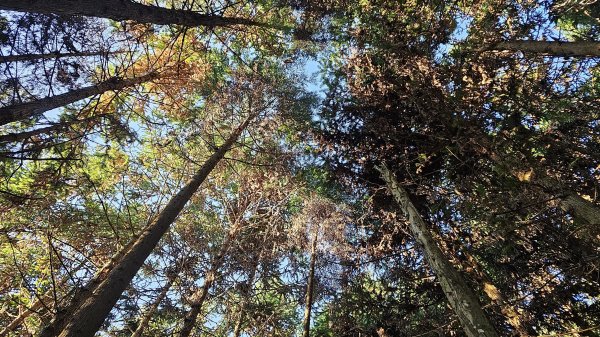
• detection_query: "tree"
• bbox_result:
[377,164,498,337]
[0,0,271,28]
[488,40,600,57]
[131,274,176,337]
[0,72,158,126]
[51,115,253,337]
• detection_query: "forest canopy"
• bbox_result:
[0,0,598,336]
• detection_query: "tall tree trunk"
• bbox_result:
[489,40,600,57]
[39,240,136,337]
[377,164,499,337]
[0,50,114,63]
[0,0,270,28]
[54,116,252,337]
[301,230,318,337]
[130,275,175,337]
[178,218,243,337]
[547,183,600,227]
[0,72,158,126]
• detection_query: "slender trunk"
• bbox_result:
[0,114,107,143]
[377,164,499,337]
[130,276,175,337]
[55,116,252,337]
[489,40,600,57]
[0,0,270,28]
[178,218,243,337]
[0,72,157,126]
[232,250,263,337]
[178,273,213,337]
[39,240,136,337]
[0,50,114,63]
[301,230,318,337]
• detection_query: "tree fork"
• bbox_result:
[377,164,499,337]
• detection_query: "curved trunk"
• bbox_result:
[301,230,318,337]
[0,72,157,126]
[490,40,600,57]
[130,276,175,337]
[488,150,600,230]
[377,164,499,337]
[0,0,270,28]
[54,116,252,337]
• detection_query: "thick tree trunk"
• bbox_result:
[0,0,269,28]
[377,164,499,337]
[301,230,318,337]
[446,230,528,337]
[555,188,599,226]
[54,116,252,337]
[178,218,243,337]
[130,276,175,337]
[489,40,600,57]
[0,50,113,63]
[0,72,157,126]
[39,240,136,337]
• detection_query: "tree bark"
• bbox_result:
[0,0,270,28]
[54,116,252,337]
[130,275,175,337]
[377,164,499,337]
[554,188,599,226]
[0,72,158,126]
[178,217,243,337]
[0,114,108,143]
[0,50,114,63]
[489,40,600,57]
[39,240,136,337]
[301,230,318,337]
